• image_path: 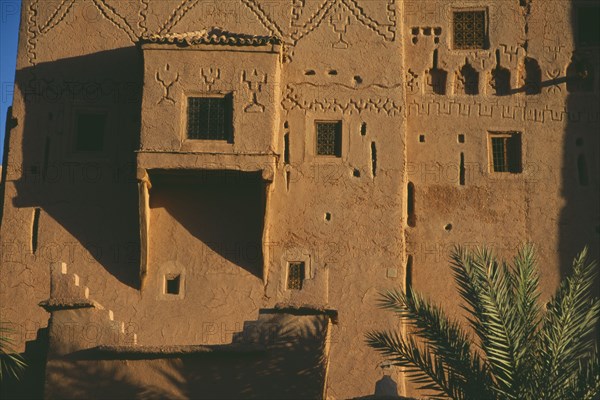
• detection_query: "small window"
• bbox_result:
[287,262,305,290]
[165,274,181,295]
[187,96,232,141]
[75,112,106,152]
[316,121,342,157]
[488,132,521,173]
[578,6,600,47]
[453,10,487,50]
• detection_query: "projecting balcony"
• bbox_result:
[137,28,282,173]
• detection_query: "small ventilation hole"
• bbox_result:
[458,134,465,143]
[577,154,589,186]
[305,70,316,76]
[32,208,41,254]
[405,255,413,292]
[284,133,290,165]
[371,142,377,177]
[354,75,363,84]
[419,135,425,143]
[353,169,361,177]
[328,70,338,76]
[407,182,415,227]
[459,152,465,186]
[324,212,332,221]
[444,223,453,232]
[165,274,181,295]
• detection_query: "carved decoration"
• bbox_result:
[329,3,350,49]
[406,69,420,94]
[25,0,398,65]
[242,69,268,113]
[201,68,221,91]
[282,82,403,116]
[155,64,179,105]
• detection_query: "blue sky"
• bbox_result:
[0,0,21,162]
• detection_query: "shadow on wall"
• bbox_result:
[0,327,48,400]
[149,170,266,278]
[12,47,142,288]
[559,4,600,278]
[45,314,329,399]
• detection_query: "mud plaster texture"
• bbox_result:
[0,0,598,399]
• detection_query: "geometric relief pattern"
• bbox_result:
[27,0,397,65]
[282,82,403,116]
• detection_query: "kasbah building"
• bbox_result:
[0,0,598,399]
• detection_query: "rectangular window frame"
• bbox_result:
[186,94,233,143]
[577,5,600,47]
[452,8,489,50]
[315,120,343,157]
[488,132,522,174]
[287,261,306,290]
[73,109,108,154]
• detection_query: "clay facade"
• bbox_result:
[0,1,598,398]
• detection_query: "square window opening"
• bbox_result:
[489,132,521,173]
[165,274,181,295]
[75,112,106,152]
[453,10,488,50]
[187,95,233,142]
[287,262,305,290]
[316,121,342,157]
[578,6,600,47]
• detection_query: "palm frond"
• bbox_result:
[563,347,600,400]
[508,244,541,397]
[366,245,599,400]
[377,288,494,399]
[536,247,600,400]
[0,324,26,381]
[366,330,465,399]
[450,246,524,399]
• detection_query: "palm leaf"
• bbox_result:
[536,247,600,400]
[450,246,524,399]
[0,324,26,381]
[377,288,494,399]
[366,330,465,399]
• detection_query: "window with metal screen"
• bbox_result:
[453,10,487,50]
[316,121,342,156]
[578,6,600,47]
[287,262,305,290]
[75,112,106,152]
[489,133,521,173]
[187,96,232,141]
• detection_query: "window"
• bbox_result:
[287,262,305,290]
[165,274,181,295]
[453,10,487,50]
[578,6,600,47]
[75,112,106,152]
[187,96,232,141]
[488,132,521,173]
[316,121,342,156]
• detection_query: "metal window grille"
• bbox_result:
[187,97,231,141]
[287,262,305,290]
[490,133,521,173]
[453,11,486,49]
[578,6,600,46]
[316,121,342,156]
[76,112,105,152]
